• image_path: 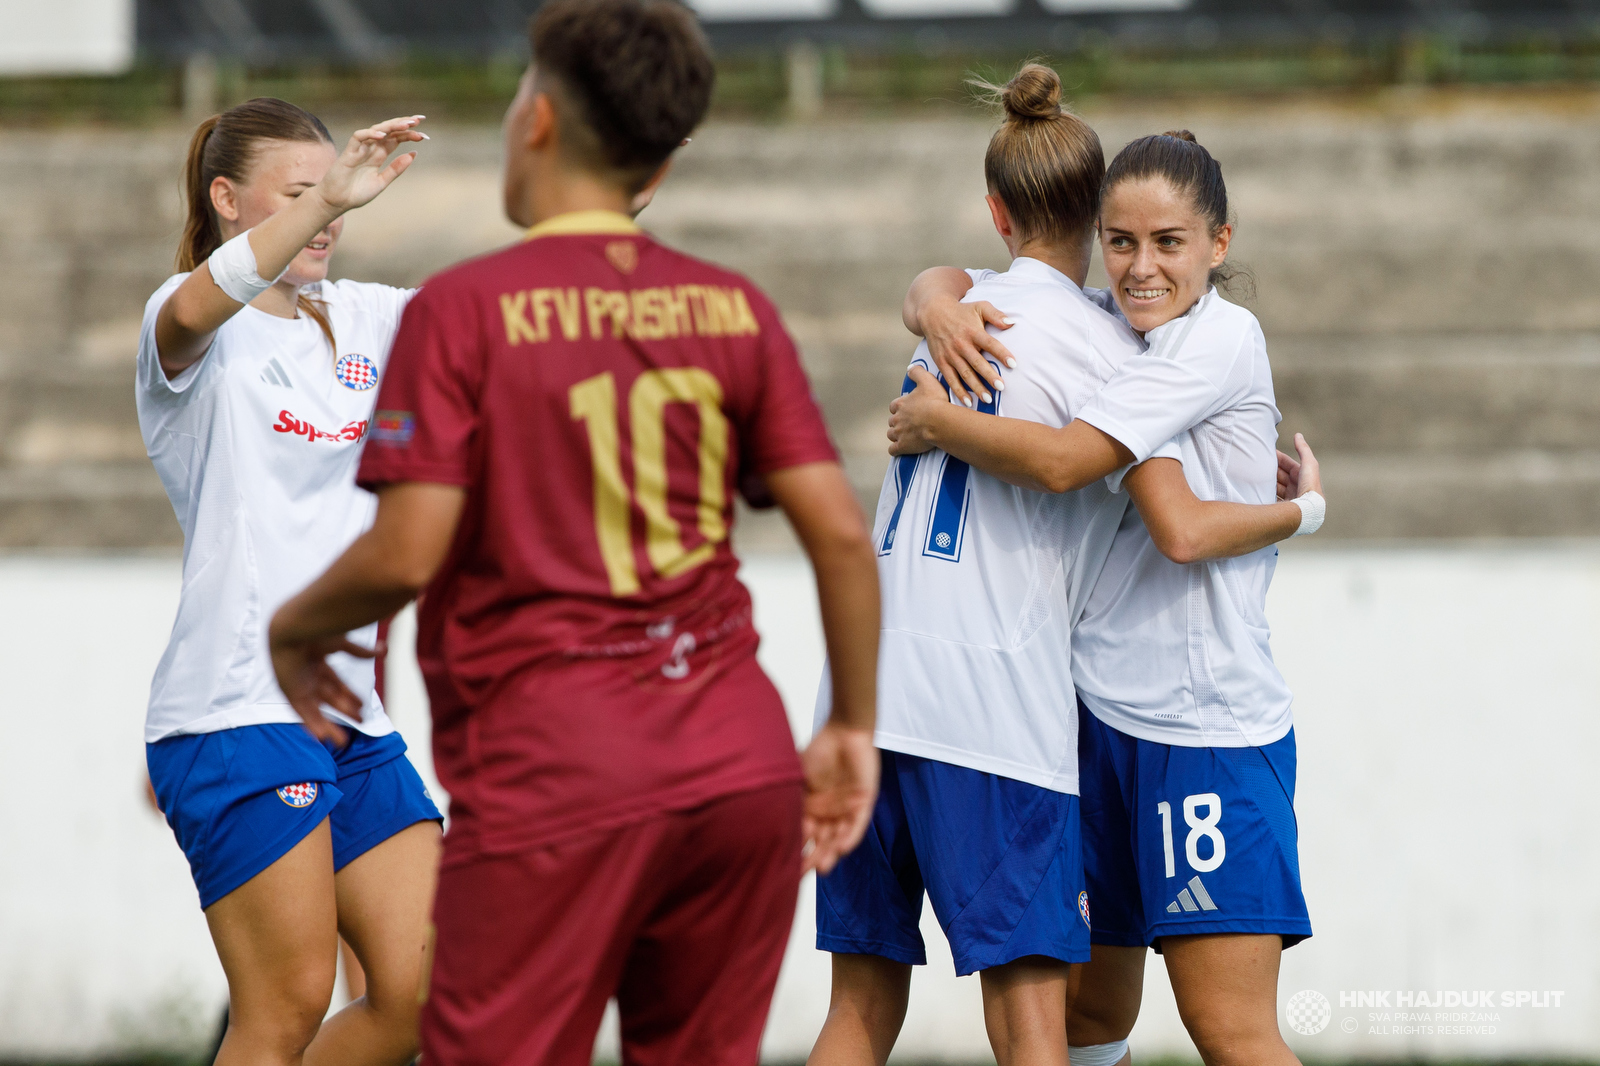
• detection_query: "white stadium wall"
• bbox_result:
[0,0,133,76]
[1,545,1596,1060]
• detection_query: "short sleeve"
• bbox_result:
[356,282,482,491]
[137,274,207,397]
[734,291,838,501]
[1075,308,1248,464]
[965,267,999,287]
[1105,434,1183,495]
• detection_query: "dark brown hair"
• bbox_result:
[969,63,1104,246]
[529,0,714,193]
[1103,129,1253,296]
[179,97,337,351]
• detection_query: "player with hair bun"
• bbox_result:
[268,2,882,1064]
[895,125,1318,1066]
[809,66,1315,1066]
[138,97,441,1066]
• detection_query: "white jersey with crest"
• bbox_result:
[1073,287,1293,747]
[817,258,1147,793]
[136,275,415,743]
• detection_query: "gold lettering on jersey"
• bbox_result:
[503,285,760,345]
[630,368,728,578]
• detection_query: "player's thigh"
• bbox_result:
[1066,944,1145,1045]
[205,818,339,1038]
[615,783,804,1066]
[978,956,1070,1064]
[1161,933,1288,1054]
[333,819,441,1011]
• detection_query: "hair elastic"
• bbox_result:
[207,230,288,305]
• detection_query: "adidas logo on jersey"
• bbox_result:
[1167,875,1218,914]
[260,358,294,389]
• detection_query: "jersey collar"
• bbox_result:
[524,209,641,241]
[1009,256,1083,292]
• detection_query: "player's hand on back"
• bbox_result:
[887,365,950,457]
[920,293,1015,409]
[314,116,428,214]
[799,722,880,875]
[267,632,377,746]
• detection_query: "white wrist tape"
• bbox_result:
[1069,1041,1130,1066]
[1291,490,1326,537]
[207,230,289,304]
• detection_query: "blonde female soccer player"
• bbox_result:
[893,130,1321,1066]
[138,98,440,1066]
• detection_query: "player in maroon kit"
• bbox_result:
[266,2,881,1063]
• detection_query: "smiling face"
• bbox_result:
[1099,176,1232,334]
[212,138,342,287]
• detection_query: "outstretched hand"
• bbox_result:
[1276,432,1322,500]
[315,115,428,215]
[921,296,1015,409]
[800,723,879,875]
[887,365,952,457]
[268,632,379,746]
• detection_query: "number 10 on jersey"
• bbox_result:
[570,368,730,597]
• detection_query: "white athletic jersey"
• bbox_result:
[816,258,1144,793]
[1073,287,1293,748]
[136,275,415,743]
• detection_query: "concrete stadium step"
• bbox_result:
[0,462,178,548]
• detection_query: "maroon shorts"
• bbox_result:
[421,781,804,1066]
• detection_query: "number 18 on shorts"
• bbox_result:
[1077,709,1313,949]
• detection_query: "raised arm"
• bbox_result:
[155,116,427,379]
[1124,434,1323,564]
[887,364,1133,493]
[765,461,881,875]
[902,267,1016,408]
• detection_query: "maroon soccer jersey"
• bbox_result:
[357,211,837,855]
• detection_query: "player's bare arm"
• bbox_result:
[267,481,465,743]
[155,115,427,378]
[1124,433,1323,564]
[765,461,881,876]
[889,363,1134,493]
[901,266,1015,407]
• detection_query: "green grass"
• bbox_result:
[11,36,1600,127]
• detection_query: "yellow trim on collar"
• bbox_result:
[524,210,641,241]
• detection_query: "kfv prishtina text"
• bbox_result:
[1340,991,1563,1008]
[500,286,761,345]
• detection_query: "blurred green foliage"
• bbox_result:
[8,36,1600,126]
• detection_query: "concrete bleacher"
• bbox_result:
[5,93,1600,547]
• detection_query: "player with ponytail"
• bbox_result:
[138,98,441,1066]
[894,119,1318,1066]
[808,64,1311,1066]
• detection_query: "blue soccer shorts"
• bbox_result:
[147,722,441,909]
[1078,703,1312,951]
[816,749,1089,977]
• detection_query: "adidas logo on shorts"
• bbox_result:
[1167,875,1218,914]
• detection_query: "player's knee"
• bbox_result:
[1181,1011,1287,1066]
[231,972,333,1058]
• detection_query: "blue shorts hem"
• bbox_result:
[1148,919,1313,951]
[817,934,927,967]
[333,813,442,872]
[197,787,340,909]
[955,942,1090,977]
